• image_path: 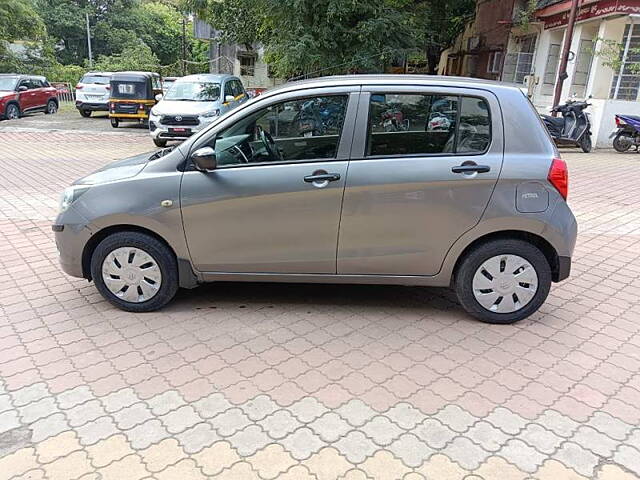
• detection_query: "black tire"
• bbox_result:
[45,100,58,115]
[110,117,119,128]
[153,138,167,148]
[79,109,92,118]
[579,133,592,153]
[454,239,552,324]
[90,231,178,312]
[4,103,20,120]
[613,132,632,153]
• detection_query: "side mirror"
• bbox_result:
[18,85,28,92]
[225,95,235,103]
[191,147,217,172]
[155,93,163,102]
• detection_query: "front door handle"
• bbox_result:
[451,164,491,174]
[304,173,341,183]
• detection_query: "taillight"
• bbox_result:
[615,116,620,127]
[548,157,568,200]
[105,86,110,90]
[139,104,145,110]
[76,84,83,89]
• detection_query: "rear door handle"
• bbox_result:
[304,173,341,183]
[451,164,491,174]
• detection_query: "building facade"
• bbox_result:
[193,19,283,92]
[441,0,640,148]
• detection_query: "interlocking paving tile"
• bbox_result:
[2,131,640,479]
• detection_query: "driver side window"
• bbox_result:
[209,95,348,167]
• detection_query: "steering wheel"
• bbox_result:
[257,125,283,161]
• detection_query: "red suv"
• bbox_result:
[0,74,59,120]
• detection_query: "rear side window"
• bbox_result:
[366,93,491,156]
[81,75,110,85]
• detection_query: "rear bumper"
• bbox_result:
[76,101,108,111]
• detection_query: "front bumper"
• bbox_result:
[76,101,108,112]
[556,256,571,282]
[149,119,211,141]
[52,208,94,279]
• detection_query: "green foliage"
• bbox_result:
[0,0,45,42]
[592,37,640,75]
[93,42,160,72]
[514,0,538,31]
[188,0,476,78]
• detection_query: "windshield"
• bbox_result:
[111,81,147,98]
[0,76,19,91]
[81,75,110,85]
[164,82,220,101]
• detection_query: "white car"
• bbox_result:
[149,74,248,147]
[75,72,112,117]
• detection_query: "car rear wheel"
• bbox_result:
[454,239,552,324]
[79,109,92,118]
[45,100,58,114]
[90,232,178,312]
[153,138,167,148]
[4,103,20,120]
[110,117,119,128]
[613,132,632,153]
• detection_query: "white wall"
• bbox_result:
[593,99,640,147]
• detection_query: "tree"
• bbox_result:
[187,0,475,78]
[0,0,45,42]
[93,42,160,71]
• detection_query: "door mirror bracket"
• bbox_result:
[191,147,217,172]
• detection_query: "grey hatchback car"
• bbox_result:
[53,75,577,324]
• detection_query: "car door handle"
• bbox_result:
[451,164,491,174]
[304,173,341,183]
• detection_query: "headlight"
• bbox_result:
[201,109,220,119]
[60,186,90,212]
[149,108,159,117]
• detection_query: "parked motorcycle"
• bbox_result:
[541,100,592,153]
[610,114,640,153]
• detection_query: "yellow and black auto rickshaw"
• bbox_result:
[108,72,163,128]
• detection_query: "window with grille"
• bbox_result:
[610,24,640,100]
[487,51,503,74]
[240,56,255,76]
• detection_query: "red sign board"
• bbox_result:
[541,0,640,29]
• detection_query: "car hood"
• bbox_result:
[0,91,17,99]
[153,100,219,116]
[74,151,155,185]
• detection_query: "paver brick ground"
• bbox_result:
[1,123,640,479]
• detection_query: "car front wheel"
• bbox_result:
[79,109,92,118]
[90,231,179,312]
[4,103,20,120]
[454,239,552,324]
[110,117,119,128]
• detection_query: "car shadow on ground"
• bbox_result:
[166,281,466,318]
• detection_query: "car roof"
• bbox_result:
[176,74,237,83]
[264,74,522,96]
[82,72,113,76]
[0,73,46,80]
[111,71,160,79]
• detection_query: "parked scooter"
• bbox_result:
[610,114,640,153]
[541,100,592,153]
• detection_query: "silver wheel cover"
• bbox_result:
[101,247,162,303]
[472,254,538,314]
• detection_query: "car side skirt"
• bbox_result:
[198,272,449,287]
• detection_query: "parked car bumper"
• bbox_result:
[149,117,216,142]
[76,101,109,112]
